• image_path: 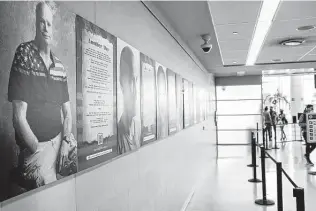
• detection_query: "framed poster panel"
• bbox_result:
[156,62,168,139]
[140,53,157,145]
[188,81,194,126]
[196,87,201,123]
[193,84,197,124]
[176,74,184,131]
[76,15,118,171]
[0,1,77,201]
[117,38,141,154]
[167,69,177,135]
[183,79,190,128]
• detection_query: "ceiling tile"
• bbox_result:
[275,1,316,21]
[267,18,316,39]
[300,54,316,62]
[306,46,316,55]
[223,58,246,66]
[219,39,251,51]
[263,35,316,49]
[214,22,256,41]
[221,50,248,60]
[257,46,313,63]
[209,1,262,25]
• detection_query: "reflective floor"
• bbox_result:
[185,141,316,211]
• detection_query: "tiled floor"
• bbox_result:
[185,141,316,211]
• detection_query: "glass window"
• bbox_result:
[217,115,262,130]
[217,131,253,144]
[216,85,261,100]
[217,100,262,115]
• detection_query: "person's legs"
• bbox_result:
[273,124,277,140]
[18,133,62,189]
[280,126,284,140]
[310,144,316,154]
[283,125,287,140]
[267,124,272,141]
[303,131,314,165]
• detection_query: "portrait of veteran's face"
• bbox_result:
[157,66,167,137]
[117,46,141,154]
[35,2,54,47]
[120,46,136,116]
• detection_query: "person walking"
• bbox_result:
[299,104,316,165]
[270,106,278,142]
[263,106,272,142]
[278,109,287,142]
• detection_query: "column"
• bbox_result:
[290,75,304,117]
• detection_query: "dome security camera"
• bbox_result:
[201,34,212,53]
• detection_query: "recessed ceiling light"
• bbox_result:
[233,61,237,64]
[297,25,315,31]
[233,32,238,35]
[280,39,305,46]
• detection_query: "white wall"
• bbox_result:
[216,75,262,86]
[1,1,216,210]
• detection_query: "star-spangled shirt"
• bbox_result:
[8,41,69,144]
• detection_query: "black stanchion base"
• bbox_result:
[255,199,275,206]
[247,164,258,167]
[248,178,262,183]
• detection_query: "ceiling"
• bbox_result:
[150,1,316,77]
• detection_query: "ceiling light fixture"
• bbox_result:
[297,25,315,31]
[280,39,305,46]
[233,32,238,35]
[245,0,282,66]
[233,61,237,64]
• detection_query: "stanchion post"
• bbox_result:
[261,127,269,158]
[276,162,283,211]
[293,187,305,211]
[248,131,258,168]
[255,146,275,206]
[248,132,261,183]
[272,128,280,149]
[257,122,259,145]
[265,129,271,150]
[262,125,266,147]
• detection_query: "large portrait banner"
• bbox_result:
[167,69,177,135]
[76,15,118,171]
[117,38,141,154]
[193,84,197,124]
[176,74,184,131]
[140,53,157,145]
[0,1,77,201]
[156,62,169,139]
[188,81,194,126]
[183,79,190,128]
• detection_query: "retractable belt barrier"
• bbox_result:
[247,130,305,211]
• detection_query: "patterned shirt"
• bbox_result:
[8,41,69,143]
